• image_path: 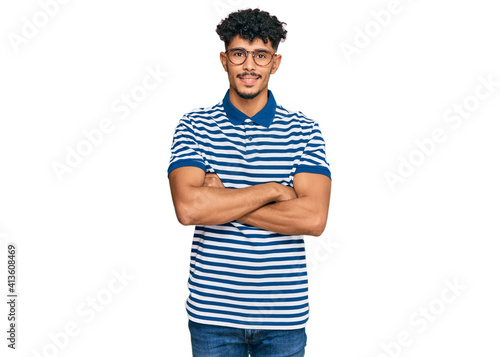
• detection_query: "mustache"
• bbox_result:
[237,72,262,78]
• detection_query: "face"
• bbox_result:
[220,35,282,100]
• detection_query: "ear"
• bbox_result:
[270,54,282,74]
[220,52,228,72]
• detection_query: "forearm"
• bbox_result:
[173,183,281,226]
[238,196,327,236]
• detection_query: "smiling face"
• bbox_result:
[220,35,282,102]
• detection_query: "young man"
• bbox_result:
[168,8,331,356]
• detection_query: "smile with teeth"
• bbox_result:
[239,76,259,85]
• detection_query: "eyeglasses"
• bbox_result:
[225,48,276,67]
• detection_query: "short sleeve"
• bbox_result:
[295,122,331,179]
[167,116,207,176]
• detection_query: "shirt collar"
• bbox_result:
[222,89,277,128]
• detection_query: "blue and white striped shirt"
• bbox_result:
[168,90,330,330]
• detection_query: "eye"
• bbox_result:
[255,51,269,59]
[231,50,245,57]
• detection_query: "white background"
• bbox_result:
[1,0,499,356]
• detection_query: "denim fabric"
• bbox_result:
[188,320,307,357]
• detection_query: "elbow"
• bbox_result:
[177,213,194,226]
[307,214,328,237]
[173,189,207,226]
[308,224,326,237]
[175,203,198,226]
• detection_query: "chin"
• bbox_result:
[235,87,263,100]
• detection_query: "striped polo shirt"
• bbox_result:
[168,90,330,330]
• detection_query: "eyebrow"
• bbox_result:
[228,47,271,52]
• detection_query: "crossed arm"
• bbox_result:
[168,166,331,236]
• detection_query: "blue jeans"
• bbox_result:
[188,320,307,357]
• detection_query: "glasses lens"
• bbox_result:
[254,50,272,66]
[229,49,247,65]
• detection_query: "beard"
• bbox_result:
[235,86,265,100]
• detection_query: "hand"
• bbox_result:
[203,173,225,188]
[274,183,297,202]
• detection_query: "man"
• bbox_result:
[168,8,331,356]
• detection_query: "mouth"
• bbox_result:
[238,74,261,86]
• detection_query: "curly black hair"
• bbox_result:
[216,8,287,51]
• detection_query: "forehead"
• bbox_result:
[227,35,273,51]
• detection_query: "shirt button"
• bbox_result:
[248,136,253,141]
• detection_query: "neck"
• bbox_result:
[228,87,268,117]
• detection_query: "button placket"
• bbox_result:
[244,119,253,145]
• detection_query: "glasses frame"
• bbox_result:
[225,48,276,67]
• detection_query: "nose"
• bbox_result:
[242,52,256,71]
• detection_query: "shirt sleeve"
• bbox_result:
[167,116,207,176]
[295,121,331,179]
